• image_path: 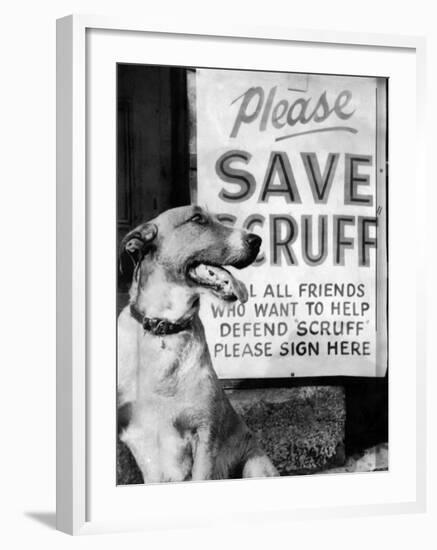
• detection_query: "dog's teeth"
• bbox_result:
[190,263,248,303]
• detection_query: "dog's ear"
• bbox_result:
[121,222,158,255]
[119,222,158,283]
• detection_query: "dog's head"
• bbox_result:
[120,205,261,303]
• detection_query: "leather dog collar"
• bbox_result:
[129,304,194,336]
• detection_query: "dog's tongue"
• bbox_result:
[189,264,249,303]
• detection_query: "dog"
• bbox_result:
[117,205,278,483]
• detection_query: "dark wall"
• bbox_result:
[117,64,190,247]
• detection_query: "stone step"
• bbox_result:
[226,386,346,475]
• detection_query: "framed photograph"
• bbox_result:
[56,15,426,535]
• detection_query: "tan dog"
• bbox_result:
[117,205,278,483]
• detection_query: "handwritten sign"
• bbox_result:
[194,69,387,378]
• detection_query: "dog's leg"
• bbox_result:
[242,452,279,478]
[191,428,215,480]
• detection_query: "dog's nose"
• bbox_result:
[246,233,262,250]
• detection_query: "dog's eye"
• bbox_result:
[190,213,208,225]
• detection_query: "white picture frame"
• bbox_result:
[56,14,427,535]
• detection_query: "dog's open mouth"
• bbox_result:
[187,263,249,303]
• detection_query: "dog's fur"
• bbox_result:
[117,205,278,483]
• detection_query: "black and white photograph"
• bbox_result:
[116,64,388,484]
[1,0,433,544]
